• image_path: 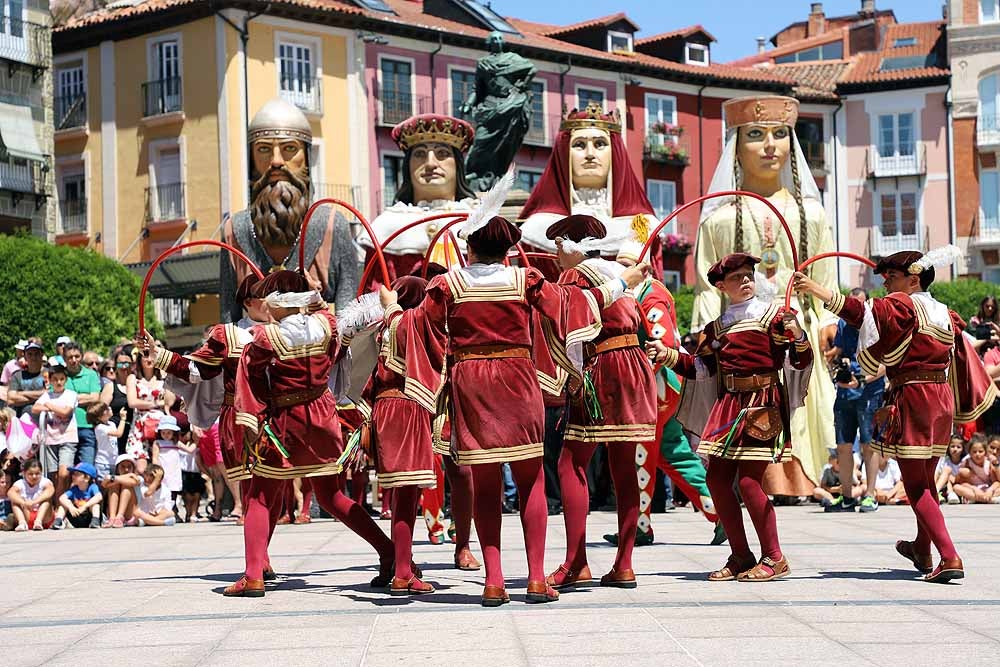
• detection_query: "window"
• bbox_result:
[879,192,917,239]
[450,69,476,120]
[350,0,394,13]
[893,37,917,48]
[877,113,914,157]
[982,169,1000,236]
[685,43,708,66]
[1,1,24,38]
[516,168,542,193]
[982,0,999,23]
[524,81,546,144]
[607,30,632,53]
[577,87,604,110]
[381,154,403,209]
[645,93,677,149]
[57,164,86,234]
[279,42,320,113]
[146,38,181,115]
[380,58,412,125]
[979,73,999,141]
[796,118,824,169]
[150,144,183,221]
[455,0,521,35]
[56,65,86,129]
[646,179,676,231]
[773,41,842,63]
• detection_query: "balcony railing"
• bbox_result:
[145,182,185,222]
[869,225,927,258]
[142,77,183,117]
[0,159,47,195]
[643,135,691,167]
[868,144,926,178]
[0,17,48,67]
[55,93,86,130]
[280,77,322,114]
[523,112,563,147]
[58,198,87,234]
[378,89,432,126]
[978,114,1000,148]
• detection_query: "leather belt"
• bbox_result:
[272,385,328,408]
[375,388,407,401]
[453,344,531,363]
[585,333,639,359]
[890,369,947,386]
[722,371,779,393]
[223,392,235,407]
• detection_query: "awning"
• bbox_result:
[0,101,46,162]
[126,250,222,299]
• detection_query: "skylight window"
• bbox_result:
[456,0,521,35]
[880,55,933,71]
[893,36,917,48]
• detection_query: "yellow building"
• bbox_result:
[53,2,368,331]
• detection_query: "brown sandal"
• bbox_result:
[545,564,593,590]
[708,554,756,582]
[737,555,790,582]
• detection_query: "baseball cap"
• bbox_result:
[56,336,72,345]
[114,453,136,468]
[24,341,43,352]
[69,461,98,479]
[15,339,28,350]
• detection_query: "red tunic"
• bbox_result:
[388,264,616,465]
[668,300,813,462]
[360,314,436,489]
[828,290,998,458]
[154,323,251,480]
[558,260,656,444]
[233,310,343,479]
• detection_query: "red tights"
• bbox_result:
[445,455,474,551]
[390,486,420,580]
[706,457,781,562]
[897,457,958,560]
[558,441,640,572]
[470,458,548,588]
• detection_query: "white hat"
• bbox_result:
[56,336,72,345]
[14,339,28,350]
[114,453,135,468]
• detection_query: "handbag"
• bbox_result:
[142,415,160,441]
[743,407,783,442]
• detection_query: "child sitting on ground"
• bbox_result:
[953,435,1000,503]
[0,451,16,530]
[935,436,966,505]
[814,453,864,508]
[52,462,103,529]
[134,463,176,526]
[88,402,128,483]
[8,458,54,530]
[987,434,1000,467]
[869,456,906,505]
[102,454,143,528]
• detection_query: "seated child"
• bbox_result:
[869,456,906,505]
[934,436,966,505]
[135,463,176,526]
[102,454,143,528]
[8,458,54,530]
[0,451,16,531]
[987,434,1000,467]
[52,462,103,529]
[953,435,1000,503]
[815,453,864,508]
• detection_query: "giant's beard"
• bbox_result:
[249,165,311,247]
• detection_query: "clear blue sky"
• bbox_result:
[491,0,948,62]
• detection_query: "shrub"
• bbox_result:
[674,284,695,336]
[0,234,161,359]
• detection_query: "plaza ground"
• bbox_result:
[3,504,999,666]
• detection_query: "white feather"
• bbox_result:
[336,291,385,338]
[915,244,963,271]
[459,165,517,240]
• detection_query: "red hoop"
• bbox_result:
[783,251,876,311]
[523,251,558,262]
[138,240,263,335]
[422,214,470,279]
[300,198,391,287]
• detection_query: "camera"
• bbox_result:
[972,323,993,341]
[834,357,856,385]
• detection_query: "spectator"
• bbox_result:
[52,462,102,530]
[8,458,54,531]
[1,339,27,386]
[815,453,863,507]
[827,288,885,513]
[192,421,242,522]
[88,402,127,482]
[99,349,134,454]
[868,456,906,506]
[125,348,169,472]
[52,336,71,366]
[0,449,15,530]
[988,435,1000,467]
[98,361,115,389]
[102,454,142,528]
[953,436,1000,503]
[981,342,1000,434]
[152,414,183,514]
[7,341,47,423]
[32,365,79,497]
[179,430,204,522]
[63,342,102,466]
[134,463,176,526]
[935,436,966,505]
[82,351,102,374]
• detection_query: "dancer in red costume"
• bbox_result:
[650,253,812,582]
[543,214,657,591]
[225,270,394,597]
[380,196,651,605]
[794,248,998,583]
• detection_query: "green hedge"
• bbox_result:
[673,279,997,335]
[0,234,161,359]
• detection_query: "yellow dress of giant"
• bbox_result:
[692,192,837,492]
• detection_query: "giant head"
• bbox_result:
[723,96,798,185]
[247,98,313,247]
[391,114,476,205]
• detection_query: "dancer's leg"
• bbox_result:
[706,457,752,560]
[509,457,548,584]
[391,486,420,580]
[608,443,640,572]
[897,457,958,560]
[469,463,504,588]
[736,460,782,561]
[556,441,597,572]
[444,455,474,552]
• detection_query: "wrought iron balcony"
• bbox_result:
[142,77,183,117]
[280,77,322,114]
[55,93,86,130]
[145,182,185,222]
[868,144,926,178]
[0,17,49,68]
[58,198,87,234]
[523,112,563,147]
[378,88,431,126]
[868,225,927,258]
[978,114,1000,149]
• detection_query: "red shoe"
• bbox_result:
[545,564,593,590]
[895,540,934,574]
[293,514,311,525]
[599,568,637,589]
[454,546,481,571]
[223,576,265,598]
[372,560,423,588]
[276,515,291,525]
[525,581,559,603]
[481,585,510,607]
[389,576,435,596]
[925,557,964,584]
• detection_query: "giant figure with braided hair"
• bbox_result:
[691,96,837,495]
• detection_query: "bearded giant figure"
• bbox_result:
[693,95,837,494]
[219,98,360,321]
[518,103,660,277]
[357,114,477,282]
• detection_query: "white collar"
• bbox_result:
[721,297,768,328]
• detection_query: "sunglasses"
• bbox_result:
[116,362,131,368]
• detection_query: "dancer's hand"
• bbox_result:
[621,262,652,289]
[781,311,804,341]
[791,271,833,303]
[645,340,671,364]
[379,286,398,308]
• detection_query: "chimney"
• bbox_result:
[860,0,875,17]
[808,3,826,37]
[756,36,767,54]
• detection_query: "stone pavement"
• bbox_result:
[3,504,999,666]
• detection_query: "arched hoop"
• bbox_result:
[422,213,470,279]
[784,251,876,310]
[300,198,391,287]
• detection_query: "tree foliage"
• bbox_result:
[0,235,161,358]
